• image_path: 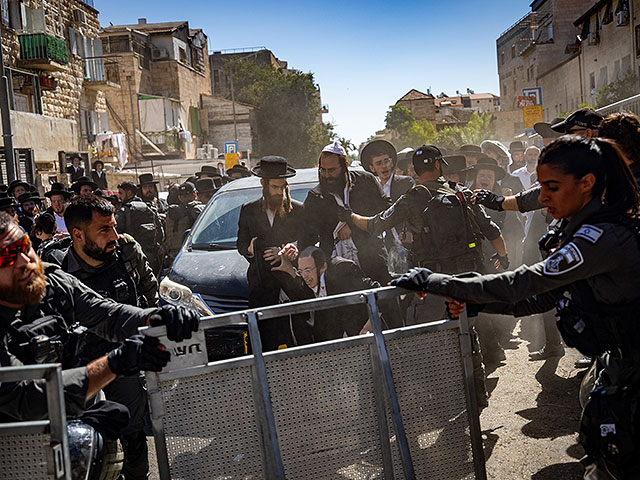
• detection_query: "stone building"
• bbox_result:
[395,89,437,122]
[200,95,257,160]
[101,19,211,162]
[0,0,111,183]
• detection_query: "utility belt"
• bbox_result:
[7,315,87,368]
[580,354,640,477]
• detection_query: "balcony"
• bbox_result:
[18,33,68,71]
[84,57,121,90]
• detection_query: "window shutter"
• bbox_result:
[68,26,77,55]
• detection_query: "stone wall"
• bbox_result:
[396,97,436,122]
[538,55,582,119]
[201,94,255,154]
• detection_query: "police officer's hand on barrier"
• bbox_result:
[389,267,434,291]
[490,252,510,270]
[473,189,505,211]
[149,305,200,343]
[107,334,171,376]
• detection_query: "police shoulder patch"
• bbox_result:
[574,224,603,244]
[543,242,584,276]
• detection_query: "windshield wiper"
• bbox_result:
[189,243,234,251]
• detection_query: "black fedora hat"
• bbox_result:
[45,182,72,199]
[443,155,472,175]
[92,160,104,169]
[138,173,159,186]
[17,192,41,204]
[0,195,17,211]
[470,154,506,181]
[251,157,296,178]
[70,176,98,193]
[7,180,30,196]
[459,144,482,154]
[195,177,220,194]
[360,139,397,171]
[196,165,222,178]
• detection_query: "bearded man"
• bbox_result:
[237,156,310,350]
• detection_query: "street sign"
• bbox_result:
[522,87,542,106]
[225,152,238,169]
[224,142,238,154]
[517,96,537,108]
[523,105,544,129]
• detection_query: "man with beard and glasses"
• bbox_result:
[237,156,312,350]
[300,141,392,284]
[60,195,158,480]
[0,211,199,424]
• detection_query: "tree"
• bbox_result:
[223,61,334,167]
[595,70,640,108]
[385,105,415,134]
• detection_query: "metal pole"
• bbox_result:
[126,75,139,176]
[229,64,238,143]
[0,32,17,183]
[134,90,155,177]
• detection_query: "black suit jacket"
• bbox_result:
[91,170,108,190]
[301,170,392,283]
[237,197,304,307]
[280,256,380,341]
[389,174,415,202]
[68,166,84,182]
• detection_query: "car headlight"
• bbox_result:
[159,277,214,317]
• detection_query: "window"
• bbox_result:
[511,45,516,58]
[589,72,596,91]
[7,68,42,114]
[636,25,640,57]
[179,47,187,64]
[599,66,608,88]
[500,52,505,65]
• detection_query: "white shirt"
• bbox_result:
[381,175,393,197]
[512,165,537,235]
[54,213,67,234]
[266,208,275,227]
[314,272,327,298]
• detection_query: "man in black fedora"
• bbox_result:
[17,192,41,235]
[508,141,526,172]
[138,173,167,214]
[44,182,73,235]
[196,165,223,180]
[7,180,31,200]
[0,194,18,219]
[237,156,311,350]
[91,160,108,190]
[67,154,85,182]
[70,176,98,197]
[226,164,251,180]
[195,177,220,204]
[442,154,472,185]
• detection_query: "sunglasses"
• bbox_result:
[0,234,31,268]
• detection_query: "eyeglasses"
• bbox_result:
[372,157,394,167]
[295,266,317,275]
[0,234,31,268]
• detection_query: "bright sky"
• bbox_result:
[96,0,533,147]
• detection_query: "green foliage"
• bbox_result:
[385,105,415,134]
[224,61,336,167]
[595,70,640,108]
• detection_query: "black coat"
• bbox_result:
[68,166,84,182]
[280,256,380,341]
[91,170,108,190]
[301,170,392,283]
[389,174,415,202]
[237,197,305,307]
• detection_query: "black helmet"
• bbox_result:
[67,420,123,480]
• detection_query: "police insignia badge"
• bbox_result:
[543,242,584,276]
[574,224,603,244]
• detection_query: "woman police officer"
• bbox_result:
[391,136,640,479]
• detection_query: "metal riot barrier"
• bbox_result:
[0,364,71,480]
[143,286,487,480]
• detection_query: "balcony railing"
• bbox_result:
[84,56,121,88]
[79,0,95,7]
[18,33,69,69]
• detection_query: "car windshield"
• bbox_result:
[189,184,314,248]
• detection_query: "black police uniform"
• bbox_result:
[0,263,155,422]
[60,234,157,480]
[165,200,204,260]
[396,198,640,477]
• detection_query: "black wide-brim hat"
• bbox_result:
[196,165,222,178]
[442,155,473,175]
[470,154,506,181]
[251,156,296,178]
[195,177,220,193]
[360,139,397,171]
[70,176,98,193]
[45,182,73,199]
[7,180,30,195]
[0,196,17,209]
[138,173,159,186]
[17,192,42,204]
[92,160,104,169]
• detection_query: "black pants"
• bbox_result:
[102,375,149,480]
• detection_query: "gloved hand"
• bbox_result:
[107,335,171,376]
[149,305,200,343]
[474,190,505,211]
[389,267,434,291]
[490,252,510,270]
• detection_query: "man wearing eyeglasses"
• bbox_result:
[0,211,199,423]
[300,141,392,284]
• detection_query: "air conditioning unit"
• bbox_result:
[73,9,87,25]
[151,48,169,60]
[616,10,630,26]
[588,32,599,45]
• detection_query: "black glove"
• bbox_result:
[149,305,200,343]
[389,267,434,291]
[490,252,510,270]
[474,190,505,211]
[107,335,171,376]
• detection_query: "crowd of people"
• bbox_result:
[1,107,640,478]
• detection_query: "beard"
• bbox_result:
[266,192,287,217]
[319,173,346,195]
[83,237,117,263]
[141,191,155,202]
[0,257,47,305]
